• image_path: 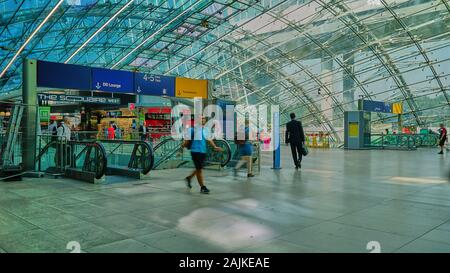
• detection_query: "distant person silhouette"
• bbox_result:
[285,113,305,169]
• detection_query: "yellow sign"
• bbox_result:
[175,77,208,99]
[392,102,403,114]
[349,122,359,137]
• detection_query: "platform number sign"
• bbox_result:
[134,72,175,96]
[143,74,161,82]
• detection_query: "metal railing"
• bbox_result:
[98,139,154,176]
[369,134,416,150]
[36,135,107,179]
[71,130,151,141]
[0,131,22,167]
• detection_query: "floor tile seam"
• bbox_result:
[327,214,446,250]
[391,197,450,209]
[132,233,208,253]
[398,193,450,203]
[231,237,325,253]
[275,235,352,253]
[390,224,450,253]
[399,219,450,249]
[42,226,130,248]
[83,238,169,253]
[0,210,48,233]
[49,204,124,218]
[274,217,415,251]
[311,197,397,223]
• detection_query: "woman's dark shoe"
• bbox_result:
[185,177,192,189]
[200,186,210,194]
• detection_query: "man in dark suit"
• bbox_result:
[285,113,306,169]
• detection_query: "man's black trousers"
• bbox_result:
[290,142,302,167]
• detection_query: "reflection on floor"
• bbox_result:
[0,147,449,253]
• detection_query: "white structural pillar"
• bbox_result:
[320,57,334,123]
[343,52,356,111]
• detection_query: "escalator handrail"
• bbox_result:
[35,136,69,165]
[152,137,183,169]
[153,136,177,151]
[129,141,154,175]
[35,136,107,179]
[99,139,154,175]
[210,139,232,167]
[72,140,107,179]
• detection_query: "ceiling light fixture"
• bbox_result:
[0,0,65,78]
[65,0,135,64]
[111,1,201,69]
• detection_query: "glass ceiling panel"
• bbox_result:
[0,0,449,138]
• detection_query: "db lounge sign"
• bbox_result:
[38,94,121,105]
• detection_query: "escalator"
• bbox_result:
[98,139,154,179]
[35,133,239,182]
[36,136,107,182]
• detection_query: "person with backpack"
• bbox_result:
[183,116,222,194]
[234,119,255,177]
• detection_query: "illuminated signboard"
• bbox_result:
[175,77,208,99]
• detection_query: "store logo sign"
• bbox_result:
[38,94,121,105]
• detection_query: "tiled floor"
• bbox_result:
[0,147,449,253]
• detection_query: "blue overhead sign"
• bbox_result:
[91,68,134,93]
[360,100,392,113]
[134,73,175,96]
[37,60,91,90]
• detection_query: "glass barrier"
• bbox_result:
[152,137,233,170]
[369,134,416,150]
[0,132,22,167]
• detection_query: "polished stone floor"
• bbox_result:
[0,147,449,253]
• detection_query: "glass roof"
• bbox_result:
[0,0,449,141]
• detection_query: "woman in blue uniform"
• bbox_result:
[234,119,255,178]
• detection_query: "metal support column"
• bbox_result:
[22,58,38,171]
